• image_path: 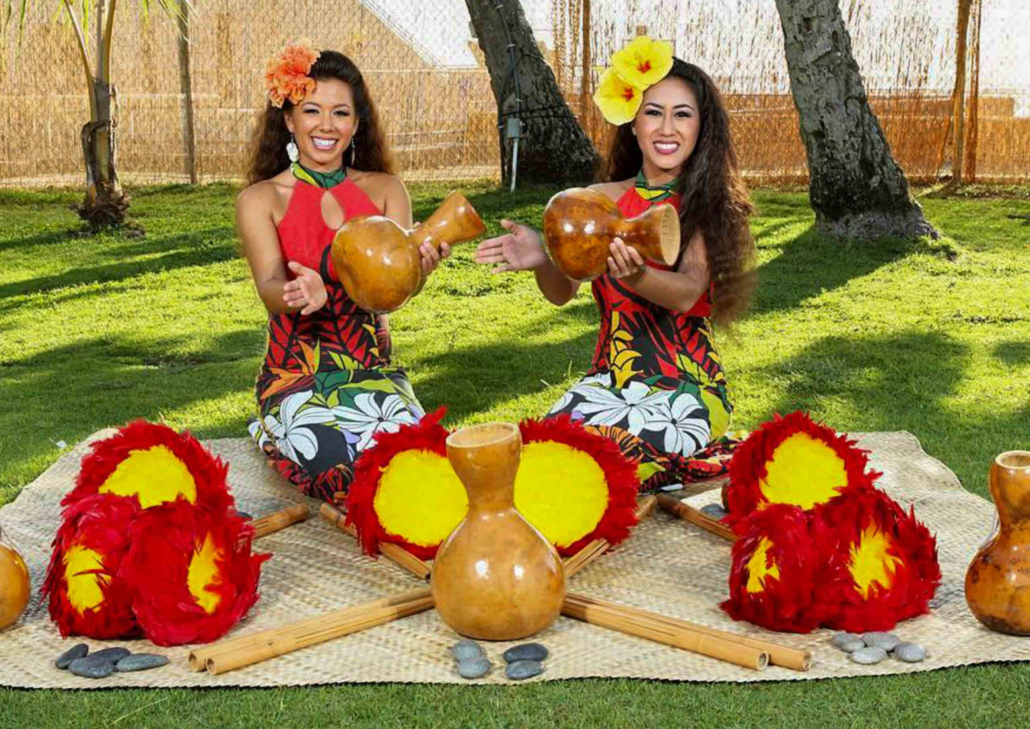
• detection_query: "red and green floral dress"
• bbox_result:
[546,184,737,489]
[248,174,424,504]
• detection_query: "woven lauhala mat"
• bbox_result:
[0,430,1027,688]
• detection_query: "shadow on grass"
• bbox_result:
[0,328,264,491]
[993,340,1030,367]
[0,227,237,300]
[756,329,1027,493]
[0,229,85,254]
[412,300,598,420]
[752,224,917,314]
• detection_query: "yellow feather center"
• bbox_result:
[187,533,224,614]
[98,445,197,508]
[514,442,609,549]
[745,537,780,593]
[64,546,106,612]
[849,526,902,599]
[760,434,848,510]
[374,451,468,547]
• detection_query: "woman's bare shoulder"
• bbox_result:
[349,169,405,196]
[237,172,294,208]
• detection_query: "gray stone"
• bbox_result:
[837,638,866,653]
[89,647,131,664]
[68,657,114,679]
[849,646,888,665]
[893,642,927,663]
[451,639,484,662]
[831,632,862,650]
[116,654,170,672]
[457,657,491,679]
[506,660,544,680]
[700,504,729,520]
[861,632,901,651]
[503,643,548,663]
[55,643,89,669]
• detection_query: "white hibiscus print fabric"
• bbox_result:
[261,390,334,462]
[331,392,419,450]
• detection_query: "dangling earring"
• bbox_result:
[349,137,357,166]
[286,134,299,163]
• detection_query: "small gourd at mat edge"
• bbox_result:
[0,525,31,631]
[965,451,1030,635]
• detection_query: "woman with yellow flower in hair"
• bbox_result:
[237,42,449,504]
[476,37,756,490]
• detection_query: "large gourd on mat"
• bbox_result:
[431,423,566,640]
[0,525,30,631]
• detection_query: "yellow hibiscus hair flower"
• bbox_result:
[593,67,644,126]
[611,36,674,91]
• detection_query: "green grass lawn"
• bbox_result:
[0,182,1028,727]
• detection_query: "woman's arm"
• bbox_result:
[237,183,327,316]
[608,229,710,314]
[475,219,581,306]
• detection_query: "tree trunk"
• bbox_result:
[465,0,599,186]
[75,0,129,229]
[950,0,973,186]
[178,2,198,184]
[774,0,937,240]
[77,80,130,229]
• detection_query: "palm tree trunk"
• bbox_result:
[65,0,129,228]
[465,0,599,185]
[774,0,937,240]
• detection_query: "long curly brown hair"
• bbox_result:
[603,59,755,326]
[246,50,395,185]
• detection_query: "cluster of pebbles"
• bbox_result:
[56,644,169,679]
[832,632,928,665]
[451,639,548,681]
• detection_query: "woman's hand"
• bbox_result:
[607,237,647,281]
[419,241,452,276]
[475,219,548,273]
[283,261,328,315]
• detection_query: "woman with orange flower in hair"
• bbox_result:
[238,42,449,504]
[476,37,756,490]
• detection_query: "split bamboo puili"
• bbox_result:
[562,592,768,671]
[250,504,310,539]
[656,494,737,542]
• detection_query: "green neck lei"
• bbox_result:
[634,169,681,202]
[291,161,347,189]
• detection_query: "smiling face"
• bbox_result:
[632,75,700,177]
[284,78,358,171]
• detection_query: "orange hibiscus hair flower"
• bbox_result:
[264,39,321,108]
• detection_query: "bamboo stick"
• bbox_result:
[563,495,659,578]
[563,592,768,671]
[186,587,431,671]
[250,504,310,539]
[192,588,434,675]
[656,494,737,542]
[319,503,431,580]
[567,593,811,672]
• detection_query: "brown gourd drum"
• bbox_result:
[965,451,1030,635]
[331,190,486,313]
[431,423,566,641]
[0,525,30,632]
[542,187,681,281]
